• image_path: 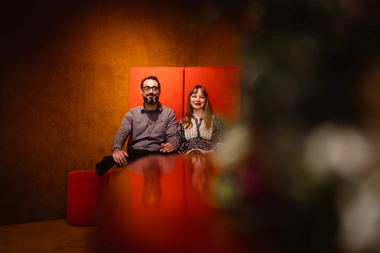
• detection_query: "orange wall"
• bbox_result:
[0,0,240,225]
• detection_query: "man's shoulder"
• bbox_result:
[124,106,144,117]
[160,105,175,113]
[129,105,144,112]
[213,115,223,122]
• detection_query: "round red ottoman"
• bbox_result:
[66,170,110,226]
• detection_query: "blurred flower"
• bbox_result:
[338,168,380,253]
[214,124,251,169]
[195,0,380,252]
[304,123,376,181]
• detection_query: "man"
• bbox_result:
[96,75,179,176]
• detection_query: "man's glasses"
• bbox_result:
[142,86,159,92]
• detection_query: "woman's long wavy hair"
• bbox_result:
[183,85,214,130]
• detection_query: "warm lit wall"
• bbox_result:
[0,0,240,225]
[197,19,241,66]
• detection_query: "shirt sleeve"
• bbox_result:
[176,118,186,142]
[112,111,132,150]
[211,116,224,144]
[165,110,180,150]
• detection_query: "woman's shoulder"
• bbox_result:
[212,115,223,122]
[212,115,224,130]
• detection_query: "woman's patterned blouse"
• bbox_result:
[177,115,224,154]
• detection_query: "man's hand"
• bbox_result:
[112,150,129,166]
[160,142,175,153]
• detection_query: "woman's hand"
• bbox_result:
[185,149,201,154]
[186,149,214,155]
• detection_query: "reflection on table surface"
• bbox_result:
[93,154,271,253]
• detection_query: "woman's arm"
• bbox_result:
[211,116,225,144]
[176,119,188,153]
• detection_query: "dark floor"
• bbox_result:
[0,219,96,253]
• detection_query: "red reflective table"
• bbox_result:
[93,154,271,253]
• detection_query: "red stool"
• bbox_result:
[66,170,110,226]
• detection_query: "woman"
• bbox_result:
[177,85,224,154]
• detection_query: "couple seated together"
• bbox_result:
[96,75,224,176]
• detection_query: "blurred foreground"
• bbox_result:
[96,1,380,252]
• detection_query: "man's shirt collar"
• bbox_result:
[140,102,162,112]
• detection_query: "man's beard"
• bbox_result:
[144,94,159,105]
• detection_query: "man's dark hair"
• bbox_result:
[140,76,161,89]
